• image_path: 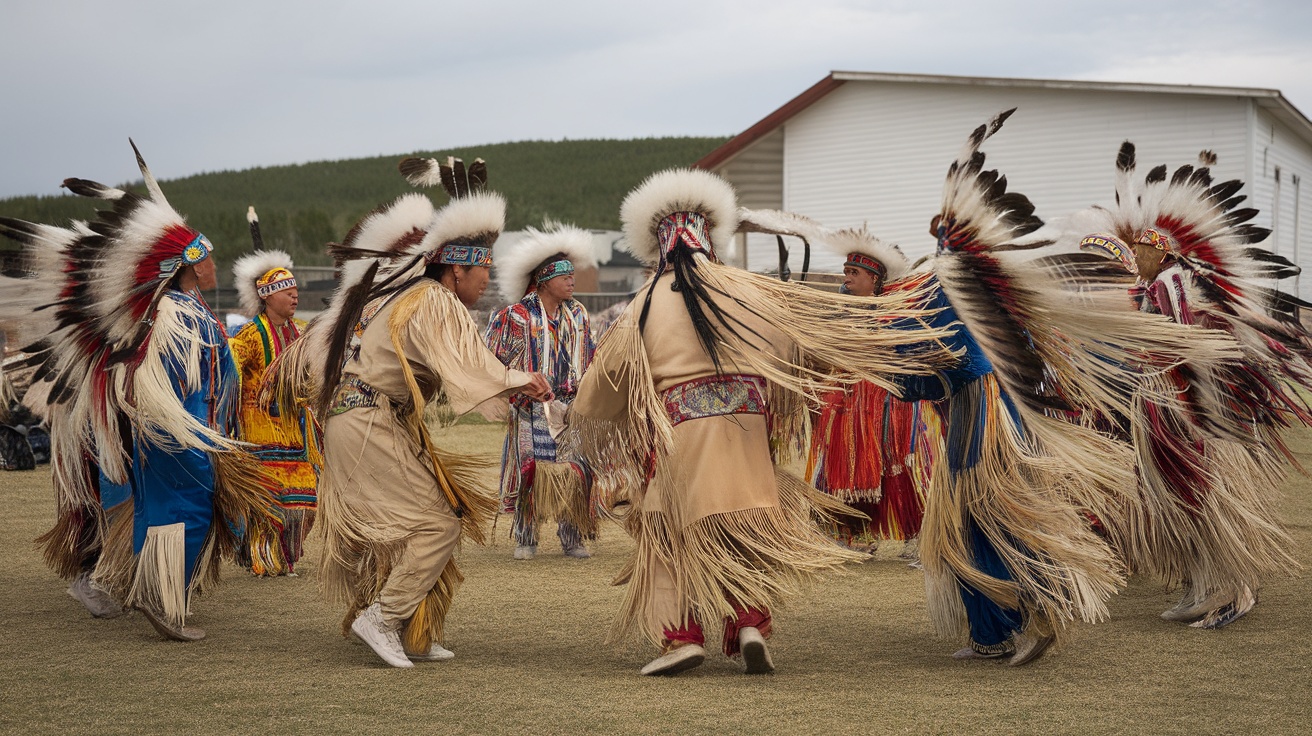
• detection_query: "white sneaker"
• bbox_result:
[351,603,413,668]
[513,545,537,560]
[738,626,775,674]
[407,643,456,662]
[67,571,127,619]
[640,644,706,676]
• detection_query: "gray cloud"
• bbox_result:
[2,0,1308,198]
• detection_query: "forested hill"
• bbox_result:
[0,136,728,281]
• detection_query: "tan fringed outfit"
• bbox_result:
[570,267,951,654]
[319,279,532,654]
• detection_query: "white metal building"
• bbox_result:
[698,71,1312,298]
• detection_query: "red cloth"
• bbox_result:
[660,603,773,657]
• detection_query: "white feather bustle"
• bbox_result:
[620,168,738,266]
[495,221,598,301]
[232,250,295,317]
[410,191,506,258]
[820,226,911,282]
[346,193,436,255]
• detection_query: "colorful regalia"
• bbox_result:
[1,143,279,640]
[803,228,930,549]
[565,169,957,676]
[229,229,318,575]
[485,222,597,558]
[911,111,1241,663]
[1067,143,1312,628]
[275,156,539,668]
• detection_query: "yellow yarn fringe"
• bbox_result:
[401,561,465,655]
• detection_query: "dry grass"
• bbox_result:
[1,419,1309,735]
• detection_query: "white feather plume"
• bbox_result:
[736,208,825,241]
[619,168,738,265]
[232,250,295,317]
[494,221,597,301]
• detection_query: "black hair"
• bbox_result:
[637,246,764,374]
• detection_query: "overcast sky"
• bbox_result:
[2,0,1309,199]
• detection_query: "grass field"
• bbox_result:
[1,420,1309,735]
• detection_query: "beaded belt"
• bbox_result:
[661,373,767,427]
[329,375,382,416]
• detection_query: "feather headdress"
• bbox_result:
[823,225,910,281]
[620,168,738,266]
[232,248,295,318]
[60,140,215,365]
[495,220,596,301]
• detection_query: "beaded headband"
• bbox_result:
[256,267,297,298]
[430,238,495,266]
[534,258,574,285]
[844,252,887,278]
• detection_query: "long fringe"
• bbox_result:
[611,467,865,647]
[385,282,509,542]
[126,295,239,454]
[90,498,136,604]
[919,376,1125,644]
[35,502,101,581]
[1125,389,1299,593]
[125,522,188,628]
[530,461,596,537]
[211,450,283,565]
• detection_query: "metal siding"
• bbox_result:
[1254,108,1312,298]
[754,81,1252,273]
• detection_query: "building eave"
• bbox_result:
[694,73,846,171]
[695,70,1312,170]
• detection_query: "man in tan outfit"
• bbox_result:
[566,169,953,676]
[312,169,549,668]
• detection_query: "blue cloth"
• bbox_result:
[130,290,235,588]
[98,470,132,510]
[890,275,1025,647]
[961,521,1023,647]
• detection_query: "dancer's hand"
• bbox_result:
[521,373,553,402]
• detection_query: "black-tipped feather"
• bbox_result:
[1116,141,1136,172]
[467,159,488,193]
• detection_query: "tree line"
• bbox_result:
[0,137,728,285]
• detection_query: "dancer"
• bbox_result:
[485,222,597,559]
[1071,144,1310,628]
[565,169,955,676]
[7,142,279,641]
[804,227,928,558]
[903,111,1237,664]
[229,207,318,576]
[310,157,550,668]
